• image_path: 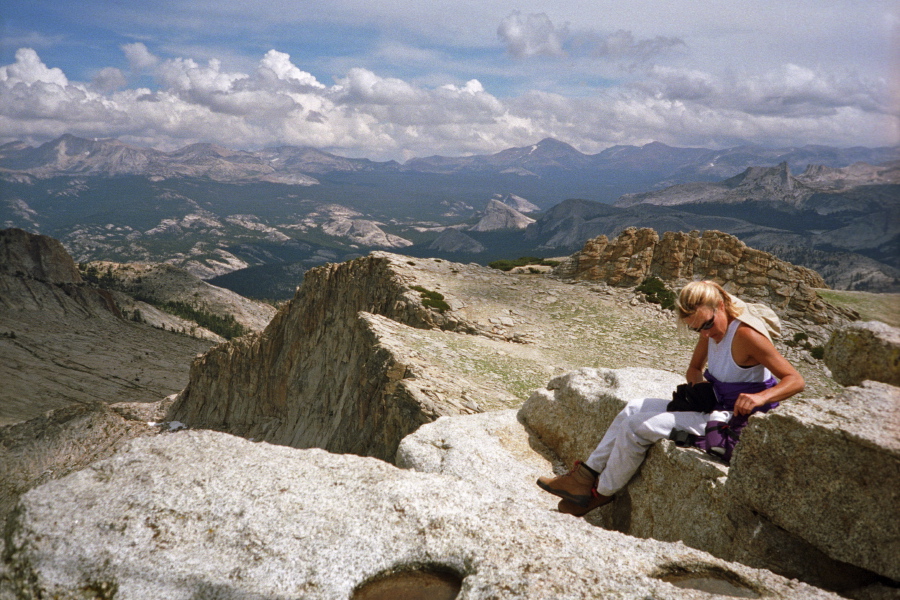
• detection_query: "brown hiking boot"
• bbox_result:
[536,462,597,507]
[558,493,613,517]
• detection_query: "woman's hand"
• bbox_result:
[734,392,768,416]
[731,324,805,408]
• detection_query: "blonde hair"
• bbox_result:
[676,280,742,321]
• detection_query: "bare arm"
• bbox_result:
[685,336,708,384]
[731,325,805,415]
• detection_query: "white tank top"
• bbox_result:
[707,319,772,383]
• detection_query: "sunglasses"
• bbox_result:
[688,309,716,333]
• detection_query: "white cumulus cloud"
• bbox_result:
[258,50,324,89]
[122,42,159,72]
[0,46,896,160]
[0,48,68,87]
[440,79,484,95]
[335,68,425,105]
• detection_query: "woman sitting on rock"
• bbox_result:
[537,280,805,516]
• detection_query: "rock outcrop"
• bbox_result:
[469,199,535,232]
[495,192,540,213]
[3,429,841,600]
[321,217,414,248]
[402,368,897,597]
[727,380,900,581]
[824,321,900,386]
[428,228,486,253]
[556,227,856,330]
[558,226,659,287]
[0,227,82,283]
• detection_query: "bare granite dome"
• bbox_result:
[0,228,82,284]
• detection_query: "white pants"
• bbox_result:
[585,397,709,496]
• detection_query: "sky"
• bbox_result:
[1,0,898,161]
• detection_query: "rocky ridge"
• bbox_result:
[615,161,900,208]
[798,161,900,189]
[170,253,484,460]
[80,261,277,334]
[523,197,900,293]
[606,163,900,293]
[757,244,900,293]
[0,135,323,184]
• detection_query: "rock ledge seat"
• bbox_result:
[399,367,900,596]
[5,429,838,600]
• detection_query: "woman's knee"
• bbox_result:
[622,397,660,416]
[610,399,644,426]
[633,413,678,443]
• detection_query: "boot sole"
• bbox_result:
[558,495,614,517]
[536,478,592,507]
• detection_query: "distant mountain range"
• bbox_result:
[1,134,897,295]
[615,161,900,208]
[3,134,898,191]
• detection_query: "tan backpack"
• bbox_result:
[728,294,782,342]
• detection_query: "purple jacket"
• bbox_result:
[704,369,777,413]
[695,369,778,462]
